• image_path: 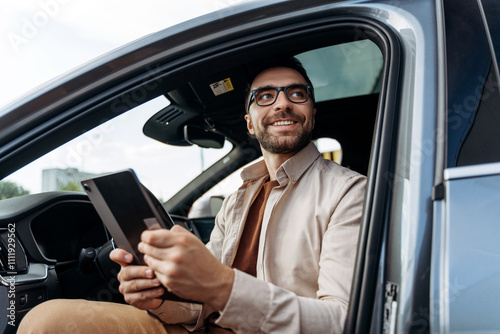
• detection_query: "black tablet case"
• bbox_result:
[81,169,197,303]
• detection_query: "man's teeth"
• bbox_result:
[272,121,295,126]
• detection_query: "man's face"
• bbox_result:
[245,67,316,155]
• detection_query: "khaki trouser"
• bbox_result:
[18,299,189,334]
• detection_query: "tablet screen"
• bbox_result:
[82,169,173,264]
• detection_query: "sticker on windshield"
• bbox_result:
[210,78,234,96]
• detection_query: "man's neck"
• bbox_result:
[261,149,297,181]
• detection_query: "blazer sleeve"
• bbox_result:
[148,192,237,330]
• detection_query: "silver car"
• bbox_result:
[1,0,499,333]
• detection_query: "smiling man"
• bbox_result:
[244,63,317,172]
[140,57,367,333]
[19,57,366,334]
[246,70,315,155]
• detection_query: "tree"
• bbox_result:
[0,181,30,200]
[57,181,84,192]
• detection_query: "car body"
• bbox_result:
[1,0,500,333]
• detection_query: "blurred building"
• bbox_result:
[42,168,98,192]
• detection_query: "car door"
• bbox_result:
[431,0,500,333]
[0,1,447,333]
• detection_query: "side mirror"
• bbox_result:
[209,195,224,217]
[184,125,225,149]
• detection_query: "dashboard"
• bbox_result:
[0,191,215,334]
[0,192,116,334]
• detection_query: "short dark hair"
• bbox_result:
[245,56,315,112]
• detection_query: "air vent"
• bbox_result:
[156,107,184,125]
[0,229,28,275]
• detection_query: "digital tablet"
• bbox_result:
[81,169,174,265]
[82,169,200,303]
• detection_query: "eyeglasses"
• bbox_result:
[247,84,313,110]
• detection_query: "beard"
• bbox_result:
[251,111,314,155]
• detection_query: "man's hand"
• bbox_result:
[109,248,164,310]
[139,225,234,311]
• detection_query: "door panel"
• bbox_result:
[436,163,500,333]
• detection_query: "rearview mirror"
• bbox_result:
[184,125,225,149]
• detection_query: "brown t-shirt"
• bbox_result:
[232,179,278,276]
[207,179,279,333]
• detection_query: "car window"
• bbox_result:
[296,41,383,102]
[445,0,500,167]
[3,96,232,201]
[478,0,500,78]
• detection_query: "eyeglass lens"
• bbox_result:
[254,85,309,106]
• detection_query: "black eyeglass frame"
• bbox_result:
[246,84,313,111]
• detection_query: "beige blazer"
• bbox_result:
[151,142,366,334]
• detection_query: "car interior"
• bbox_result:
[0,21,389,332]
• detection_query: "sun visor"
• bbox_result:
[188,67,248,112]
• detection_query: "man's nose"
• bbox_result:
[273,90,292,110]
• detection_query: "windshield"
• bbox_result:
[3,96,233,201]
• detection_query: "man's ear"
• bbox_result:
[245,114,255,135]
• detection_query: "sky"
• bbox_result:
[0,0,252,200]
[0,0,250,109]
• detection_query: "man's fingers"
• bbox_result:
[122,286,164,306]
[119,277,163,294]
[141,229,172,247]
[139,226,201,260]
[141,225,191,247]
[109,248,134,266]
[142,254,170,275]
[118,265,155,282]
